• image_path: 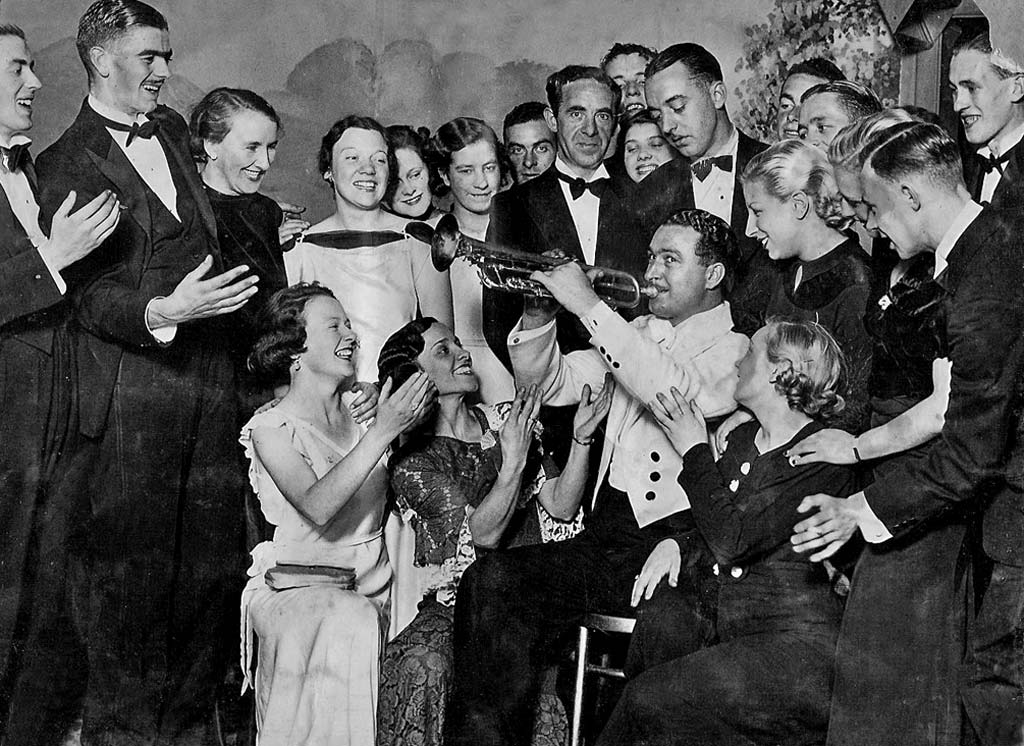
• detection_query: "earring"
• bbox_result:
[292,358,301,372]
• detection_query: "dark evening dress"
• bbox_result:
[827,254,972,746]
[205,187,287,415]
[597,421,855,746]
[377,403,580,746]
[764,237,873,433]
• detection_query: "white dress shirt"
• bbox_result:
[858,198,984,543]
[978,121,1024,204]
[509,301,748,527]
[88,95,178,343]
[0,133,65,293]
[553,157,609,265]
[691,127,738,223]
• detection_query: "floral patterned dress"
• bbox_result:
[377,402,581,746]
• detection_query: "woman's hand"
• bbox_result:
[649,386,708,457]
[631,538,681,607]
[499,385,542,471]
[573,373,615,443]
[348,381,379,424]
[714,409,753,454]
[373,373,436,440]
[785,429,857,466]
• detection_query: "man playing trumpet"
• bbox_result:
[445,209,749,746]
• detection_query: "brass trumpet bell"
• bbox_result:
[430,214,641,310]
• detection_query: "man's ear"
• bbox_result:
[899,182,923,212]
[791,191,811,221]
[89,46,110,78]
[440,169,451,189]
[543,106,558,133]
[709,81,727,111]
[705,261,726,291]
[1009,73,1024,105]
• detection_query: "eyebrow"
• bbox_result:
[666,94,689,106]
[139,48,172,60]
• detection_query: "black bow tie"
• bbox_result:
[555,169,610,200]
[978,149,1012,175]
[691,154,733,182]
[101,116,160,146]
[0,142,30,172]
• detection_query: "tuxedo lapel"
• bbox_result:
[526,171,584,260]
[156,120,218,241]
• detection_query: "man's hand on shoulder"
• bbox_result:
[146,256,258,329]
[37,189,122,271]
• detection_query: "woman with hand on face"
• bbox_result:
[385,125,439,223]
[284,115,455,384]
[190,88,313,411]
[620,111,678,184]
[600,319,854,746]
[240,283,436,746]
[738,139,873,433]
[376,318,612,746]
[425,117,515,404]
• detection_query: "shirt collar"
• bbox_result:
[933,200,983,279]
[648,301,735,352]
[0,133,31,149]
[695,125,738,162]
[978,120,1024,160]
[88,93,149,127]
[554,155,610,183]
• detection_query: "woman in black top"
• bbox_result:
[598,319,855,746]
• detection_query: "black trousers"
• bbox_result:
[444,482,708,746]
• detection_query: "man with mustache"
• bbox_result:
[950,33,1024,209]
[636,43,769,337]
[33,0,256,742]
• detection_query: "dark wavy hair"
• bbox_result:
[189,87,281,164]
[764,318,846,420]
[384,124,433,208]
[546,65,620,117]
[376,317,439,392]
[317,114,390,180]
[600,42,658,71]
[77,0,167,83]
[248,283,338,379]
[658,209,739,295]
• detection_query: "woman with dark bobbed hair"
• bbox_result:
[423,117,514,403]
[284,115,454,383]
[618,110,678,183]
[239,282,436,745]
[598,318,855,746]
[385,124,439,221]
[375,317,612,746]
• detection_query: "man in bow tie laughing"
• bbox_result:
[636,43,769,337]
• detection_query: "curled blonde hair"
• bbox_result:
[828,108,915,173]
[741,139,847,231]
[764,318,846,420]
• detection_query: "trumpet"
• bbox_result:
[430,214,641,309]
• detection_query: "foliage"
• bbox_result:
[734,0,901,141]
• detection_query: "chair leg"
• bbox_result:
[570,626,589,746]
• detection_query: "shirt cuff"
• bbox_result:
[36,245,67,295]
[145,297,177,344]
[856,493,893,543]
[508,317,555,347]
[579,300,616,337]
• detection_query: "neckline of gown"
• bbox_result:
[300,229,410,250]
[269,405,359,456]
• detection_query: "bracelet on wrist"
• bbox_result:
[572,435,594,447]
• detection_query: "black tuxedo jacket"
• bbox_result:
[35,100,221,437]
[483,167,648,369]
[963,140,1024,210]
[863,207,1024,564]
[631,130,771,335]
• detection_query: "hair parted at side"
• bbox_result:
[645,43,723,87]
[502,101,548,135]
[376,317,439,392]
[859,121,964,192]
[742,139,847,231]
[828,108,915,172]
[424,117,503,196]
[317,114,389,179]
[77,0,167,81]
[764,318,846,420]
[545,65,620,117]
[800,80,882,122]
[385,124,433,205]
[248,283,337,380]
[189,87,281,164]
[786,57,844,83]
[658,209,739,294]
[600,42,658,71]
[952,32,1024,79]
[0,23,26,40]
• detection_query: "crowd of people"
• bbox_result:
[1,1,1024,745]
